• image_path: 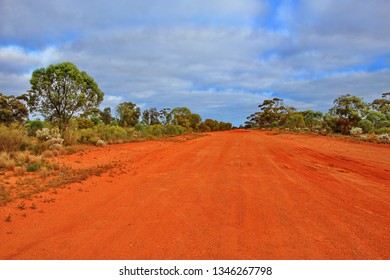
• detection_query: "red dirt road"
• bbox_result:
[1,130,389,259]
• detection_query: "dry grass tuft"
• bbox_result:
[13,151,32,164]
[0,152,15,170]
[5,214,11,222]
[0,185,12,206]
[39,166,51,178]
[14,166,27,176]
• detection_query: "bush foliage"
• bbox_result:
[245,92,389,141]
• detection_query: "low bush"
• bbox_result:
[378,133,390,142]
[358,119,374,133]
[0,186,12,206]
[14,166,27,176]
[164,124,184,136]
[26,163,41,172]
[350,127,363,137]
[95,124,132,143]
[13,151,32,165]
[63,119,80,146]
[79,128,100,144]
[0,152,15,170]
[96,140,107,147]
[25,120,49,137]
[0,124,26,152]
[376,127,390,134]
[39,166,51,178]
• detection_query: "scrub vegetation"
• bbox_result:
[0,62,232,206]
[245,93,390,142]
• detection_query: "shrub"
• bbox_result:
[151,124,164,137]
[47,137,64,147]
[378,133,390,142]
[17,201,26,210]
[63,119,80,145]
[36,127,60,141]
[95,124,130,143]
[378,120,390,128]
[366,133,380,142]
[27,163,41,172]
[134,124,151,138]
[25,120,49,137]
[0,152,15,170]
[36,127,65,150]
[96,140,107,147]
[358,119,374,134]
[164,125,184,136]
[76,117,95,129]
[0,186,12,206]
[5,214,11,222]
[350,127,363,137]
[27,154,42,164]
[49,143,64,151]
[39,166,51,178]
[14,166,27,176]
[79,128,100,144]
[376,127,390,134]
[13,151,32,165]
[0,124,26,152]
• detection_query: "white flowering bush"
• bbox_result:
[350,127,363,137]
[36,128,64,148]
[96,139,107,147]
[36,128,61,140]
[47,137,64,146]
[379,133,390,142]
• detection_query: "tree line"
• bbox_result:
[246,93,390,136]
[0,62,232,145]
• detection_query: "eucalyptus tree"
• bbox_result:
[28,62,104,133]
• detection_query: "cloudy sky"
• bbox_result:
[1,0,389,125]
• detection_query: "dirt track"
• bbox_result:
[1,130,389,259]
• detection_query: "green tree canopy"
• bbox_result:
[371,92,390,115]
[116,102,141,127]
[188,113,202,131]
[170,107,192,128]
[0,93,29,125]
[159,108,172,125]
[142,107,160,125]
[255,98,287,128]
[28,62,104,132]
[302,110,323,130]
[329,94,368,134]
[101,107,112,125]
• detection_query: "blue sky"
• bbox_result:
[1,0,389,125]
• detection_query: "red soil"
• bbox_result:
[1,130,389,259]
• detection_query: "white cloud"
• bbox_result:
[0,45,61,94]
[0,1,389,124]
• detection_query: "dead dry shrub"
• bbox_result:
[96,139,107,147]
[0,186,12,206]
[28,155,42,164]
[0,124,25,152]
[13,151,33,165]
[0,152,15,170]
[50,162,60,171]
[42,150,55,158]
[14,166,27,176]
[39,166,51,178]
[5,214,11,222]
